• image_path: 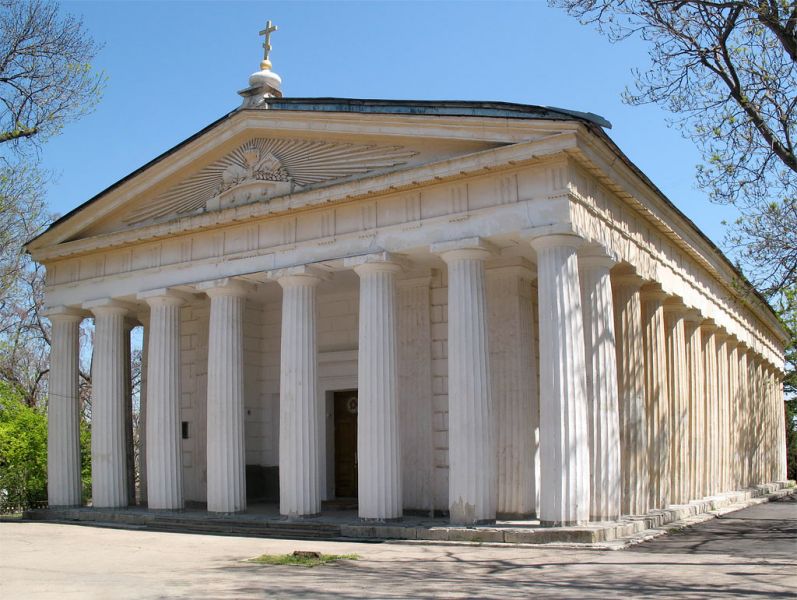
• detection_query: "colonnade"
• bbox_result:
[46,231,787,526]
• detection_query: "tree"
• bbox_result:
[551,0,796,296]
[0,0,103,408]
[0,381,47,510]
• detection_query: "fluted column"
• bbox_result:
[47,309,84,507]
[269,266,324,517]
[774,368,787,481]
[642,285,670,510]
[726,340,740,490]
[530,232,589,526]
[432,238,496,525]
[715,332,730,493]
[487,262,538,518]
[683,312,704,500]
[86,301,129,508]
[396,275,434,512]
[612,270,649,516]
[202,279,248,513]
[139,290,185,510]
[347,253,403,520]
[737,347,750,488]
[663,302,689,505]
[701,321,719,495]
[578,251,621,521]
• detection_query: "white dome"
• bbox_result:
[249,68,282,91]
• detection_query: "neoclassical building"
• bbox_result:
[28,43,788,527]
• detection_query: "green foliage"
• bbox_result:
[0,382,47,510]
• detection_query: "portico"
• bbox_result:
[31,45,789,528]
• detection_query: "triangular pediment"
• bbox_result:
[28,103,585,251]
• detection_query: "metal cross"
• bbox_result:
[259,20,278,62]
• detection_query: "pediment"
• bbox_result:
[123,137,419,225]
[29,106,583,250]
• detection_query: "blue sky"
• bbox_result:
[42,0,736,248]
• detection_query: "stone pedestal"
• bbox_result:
[47,310,84,507]
[203,280,247,513]
[579,252,621,521]
[642,286,670,510]
[271,267,324,517]
[140,291,185,510]
[87,302,129,508]
[612,271,649,516]
[531,233,590,526]
[433,238,496,525]
[349,254,403,520]
[487,263,538,518]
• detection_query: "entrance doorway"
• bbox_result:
[333,390,358,498]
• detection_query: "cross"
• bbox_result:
[259,20,278,62]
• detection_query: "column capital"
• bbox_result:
[83,298,135,317]
[198,277,253,298]
[525,228,584,252]
[137,288,194,307]
[431,236,496,263]
[663,298,689,315]
[578,244,616,271]
[344,251,406,275]
[701,318,719,333]
[640,283,669,302]
[681,308,704,324]
[266,264,329,288]
[611,265,645,289]
[485,257,536,281]
[43,306,85,323]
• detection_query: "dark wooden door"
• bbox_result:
[334,390,358,498]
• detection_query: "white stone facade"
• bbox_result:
[30,97,788,525]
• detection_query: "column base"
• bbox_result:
[540,519,589,528]
[497,511,536,520]
[359,516,403,524]
[280,512,321,520]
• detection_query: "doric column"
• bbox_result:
[578,250,621,521]
[487,261,538,518]
[47,308,84,507]
[663,301,689,505]
[701,321,719,495]
[612,269,649,516]
[138,290,186,510]
[642,285,670,510]
[268,266,325,517]
[774,368,787,481]
[683,312,705,499]
[396,275,434,513]
[715,331,730,492]
[737,347,750,488]
[529,231,589,526]
[727,339,740,490]
[431,238,496,525]
[346,253,403,520]
[85,300,130,508]
[201,279,248,513]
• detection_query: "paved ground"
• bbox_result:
[1,495,794,599]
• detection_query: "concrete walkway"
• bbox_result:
[1,495,795,599]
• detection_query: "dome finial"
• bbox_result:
[241,19,283,104]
